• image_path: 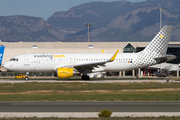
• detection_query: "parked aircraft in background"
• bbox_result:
[3,26,175,80]
[0,46,5,67]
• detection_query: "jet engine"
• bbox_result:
[55,68,74,78]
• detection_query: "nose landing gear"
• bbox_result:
[25,72,29,81]
[25,77,29,81]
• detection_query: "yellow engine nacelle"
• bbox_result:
[56,68,74,78]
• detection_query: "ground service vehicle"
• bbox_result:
[15,74,26,79]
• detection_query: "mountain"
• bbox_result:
[0,0,180,42]
[0,16,66,42]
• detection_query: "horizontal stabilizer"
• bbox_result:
[154,54,176,64]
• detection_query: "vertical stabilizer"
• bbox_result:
[130,25,173,69]
[142,25,173,57]
[0,46,5,66]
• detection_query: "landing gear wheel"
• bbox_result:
[25,77,29,81]
[25,72,29,81]
[81,75,90,80]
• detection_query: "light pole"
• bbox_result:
[157,8,165,30]
[84,23,93,42]
[157,8,165,72]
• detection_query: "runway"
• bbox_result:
[0,102,180,112]
[0,102,180,118]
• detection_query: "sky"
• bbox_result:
[0,0,146,20]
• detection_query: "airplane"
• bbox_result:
[0,45,5,67]
[3,25,175,80]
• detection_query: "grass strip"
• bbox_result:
[0,82,180,101]
[0,91,180,101]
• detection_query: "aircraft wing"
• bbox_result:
[153,54,176,64]
[74,50,119,73]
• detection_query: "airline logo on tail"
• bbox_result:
[0,46,5,64]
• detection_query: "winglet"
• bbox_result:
[110,50,119,61]
[101,49,105,53]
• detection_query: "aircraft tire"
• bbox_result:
[81,75,90,80]
[86,76,90,80]
[25,77,29,81]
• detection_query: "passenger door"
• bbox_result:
[24,54,30,66]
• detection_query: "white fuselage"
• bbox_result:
[4,53,139,72]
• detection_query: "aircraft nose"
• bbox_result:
[3,62,11,70]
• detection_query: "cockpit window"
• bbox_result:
[10,58,18,61]
[10,58,15,61]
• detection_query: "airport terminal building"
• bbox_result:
[1,41,180,77]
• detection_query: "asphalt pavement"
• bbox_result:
[0,102,180,112]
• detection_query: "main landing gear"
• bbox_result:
[81,74,90,80]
